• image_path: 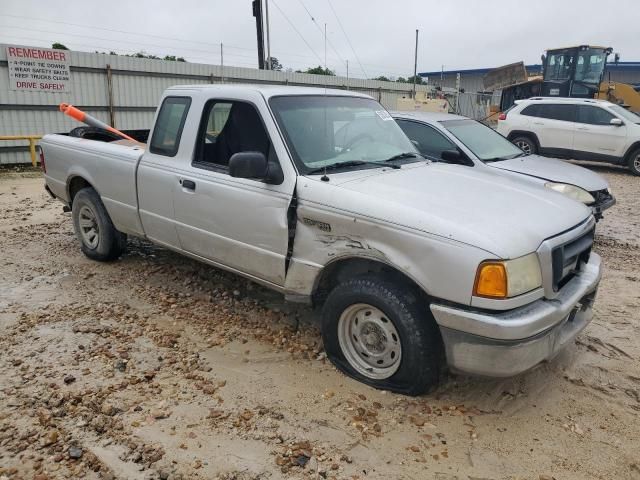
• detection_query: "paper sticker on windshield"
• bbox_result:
[376,110,393,121]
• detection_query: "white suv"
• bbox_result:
[497,97,640,176]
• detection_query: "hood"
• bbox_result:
[299,163,591,259]
[490,155,608,192]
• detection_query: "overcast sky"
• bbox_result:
[1,0,638,79]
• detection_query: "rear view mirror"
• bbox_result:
[441,149,463,163]
[610,118,623,126]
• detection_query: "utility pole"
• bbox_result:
[412,29,419,99]
[221,43,224,82]
[264,0,271,69]
[252,0,265,69]
[324,23,327,73]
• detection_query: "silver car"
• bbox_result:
[393,111,616,219]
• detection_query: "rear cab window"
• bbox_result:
[149,96,192,157]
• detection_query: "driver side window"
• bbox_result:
[193,100,274,172]
[396,120,456,161]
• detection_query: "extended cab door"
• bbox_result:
[528,103,576,156]
[573,105,628,160]
[137,96,192,248]
[172,95,295,287]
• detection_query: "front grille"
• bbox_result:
[590,189,613,207]
[551,228,594,291]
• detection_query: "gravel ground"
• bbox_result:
[0,165,639,480]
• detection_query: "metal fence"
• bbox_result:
[447,91,502,122]
[0,44,430,164]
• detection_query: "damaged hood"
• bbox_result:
[489,155,608,192]
[300,163,591,259]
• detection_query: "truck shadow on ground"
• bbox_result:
[123,236,569,406]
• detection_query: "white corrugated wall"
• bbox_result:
[0,44,430,164]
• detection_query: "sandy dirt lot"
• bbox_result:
[1,165,639,480]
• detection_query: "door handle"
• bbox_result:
[533,122,545,125]
[180,179,196,191]
[577,127,589,131]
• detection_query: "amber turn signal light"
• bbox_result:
[474,262,507,298]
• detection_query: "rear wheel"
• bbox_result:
[511,135,537,155]
[321,275,444,395]
[627,148,640,176]
[72,187,126,261]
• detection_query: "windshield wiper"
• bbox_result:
[383,152,423,162]
[307,160,400,175]
[484,153,527,162]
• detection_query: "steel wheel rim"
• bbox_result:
[515,140,532,154]
[337,303,402,380]
[634,153,640,171]
[78,205,99,249]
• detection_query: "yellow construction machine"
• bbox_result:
[497,45,640,112]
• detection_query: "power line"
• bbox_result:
[0,12,405,75]
[0,24,258,61]
[270,0,324,65]
[325,0,367,77]
[294,0,346,65]
[0,13,230,50]
[0,34,259,67]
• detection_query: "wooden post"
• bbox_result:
[106,64,116,127]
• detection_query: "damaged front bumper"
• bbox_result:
[430,253,602,377]
[590,189,616,220]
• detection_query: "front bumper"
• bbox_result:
[430,253,602,377]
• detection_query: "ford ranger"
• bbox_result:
[41,85,602,395]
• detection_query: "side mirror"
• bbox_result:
[441,149,463,163]
[229,152,268,179]
[229,151,284,184]
[610,118,623,126]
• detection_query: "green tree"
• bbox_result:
[51,42,69,50]
[267,56,283,71]
[164,55,186,62]
[397,75,424,84]
[372,75,391,82]
[299,65,335,76]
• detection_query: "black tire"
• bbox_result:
[627,147,640,176]
[511,135,537,155]
[321,275,444,396]
[72,187,127,261]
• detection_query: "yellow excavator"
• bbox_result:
[497,45,640,112]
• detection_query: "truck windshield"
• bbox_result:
[441,119,524,162]
[269,95,419,174]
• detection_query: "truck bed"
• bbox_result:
[41,133,146,236]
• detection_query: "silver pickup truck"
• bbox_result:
[41,85,602,395]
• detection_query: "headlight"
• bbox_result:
[474,253,542,299]
[545,182,595,204]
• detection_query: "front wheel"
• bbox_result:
[321,275,444,395]
[511,135,537,155]
[627,148,640,176]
